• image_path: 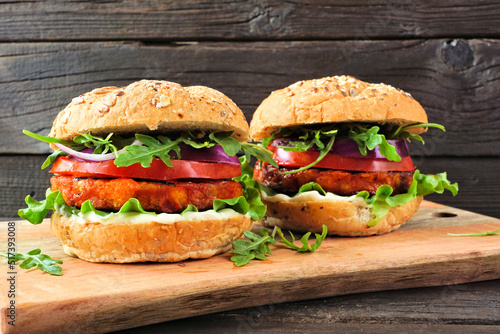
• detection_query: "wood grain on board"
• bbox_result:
[1,201,499,333]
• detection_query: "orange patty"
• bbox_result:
[50,175,243,213]
[254,163,414,196]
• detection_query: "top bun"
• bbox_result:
[250,75,428,140]
[50,80,249,141]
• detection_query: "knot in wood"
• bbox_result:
[442,39,474,72]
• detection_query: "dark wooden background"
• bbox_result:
[1,1,500,333]
[1,1,499,219]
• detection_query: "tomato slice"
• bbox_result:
[272,148,416,172]
[50,156,241,181]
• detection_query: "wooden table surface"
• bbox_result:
[115,280,500,333]
[2,201,499,333]
[114,201,500,333]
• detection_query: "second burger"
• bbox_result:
[250,75,458,236]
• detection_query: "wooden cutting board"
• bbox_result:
[1,201,500,334]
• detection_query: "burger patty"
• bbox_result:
[254,164,414,196]
[50,175,243,213]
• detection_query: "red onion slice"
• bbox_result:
[54,141,240,165]
[331,138,409,159]
[271,137,409,159]
[54,143,118,161]
[170,143,240,165]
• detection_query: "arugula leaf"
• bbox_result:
[274,125,339,174]
[113,131,276,170]
[230,229,276,266]
[230,225,328,266]
[73,133,117,155]
[448,229,500,237]
[0,249,63,276]
[41,149,65,169]
[23,130,133,169]
[209,131,241,156]
[114,134,183,167]
[227,155,269,221]
[23,130,132,155]
[262,122,447,173]
[210,131,278,168]
[348,125,401,162]
[22,130,74,146]
[280,134,337,175]
[389,123,446,143]
[240,142,279,168]
[179,132,215,149]
[275,225,328,252]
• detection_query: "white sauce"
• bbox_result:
[262,190,368,206]
[55,206,243,225]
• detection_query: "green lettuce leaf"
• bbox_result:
[297,182,327,196]
[18,189,75,224]
[19,162,268,223]
[414,170,459,197]
[214,155,268,221]
[18,189,156,224]
[289,170,458,227]
[358,170,458,226]
[181,204,199,215]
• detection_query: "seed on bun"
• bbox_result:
[250,75,458,236]
[51,80,249,142]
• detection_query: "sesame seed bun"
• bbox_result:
[249,75,428,140]
[50,79,249,141]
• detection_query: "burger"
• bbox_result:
[249,75,458,236]
[19,79,274,263]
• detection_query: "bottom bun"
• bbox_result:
[50,211,253,263]
[261,192,423,236]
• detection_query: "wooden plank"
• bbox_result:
[123,280,500,332]
[2,1,500,41]
[1,39,500,156]
[0,155,50,219]
[1,203,500,333]
[418,157,500,220]
[2,154,499,220]
[123,323,500,334]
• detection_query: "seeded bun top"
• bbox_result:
[49,80,250,141]
[249,75,428,140]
